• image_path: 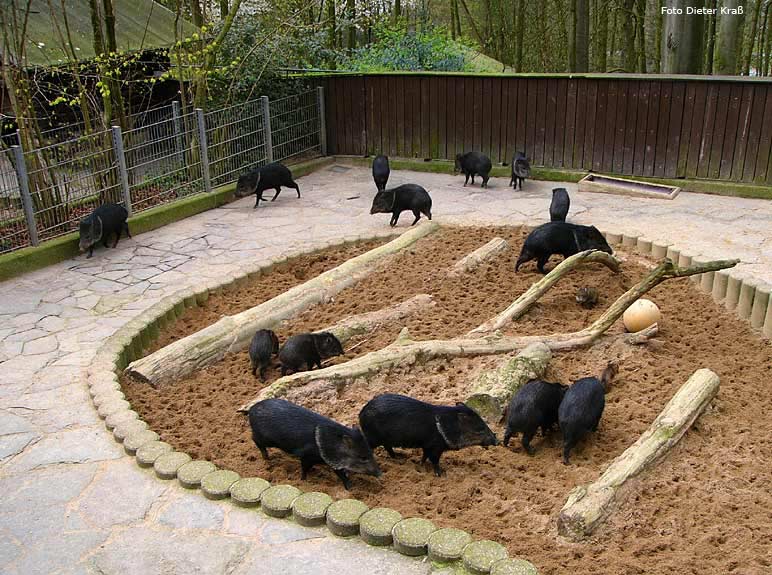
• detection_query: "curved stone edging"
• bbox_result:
[85,233,541,575]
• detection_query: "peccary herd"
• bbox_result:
[248,329,343,382]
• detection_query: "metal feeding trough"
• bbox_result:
[578,174,681,200]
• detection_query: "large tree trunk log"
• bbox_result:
[319,294,435,345]
[557,368,720,540]
[448,237,509,276]
[126,223,439,386]
[242,256,736,411]
[465,342,551,423]
[469,250,621,335]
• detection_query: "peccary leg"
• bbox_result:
[259,361,268,382]
[521,431,536,456]
[113,231,120,248]
[562,438,577,465]
[424,209,432,221]
[482,176,489,188]
[300,457,316,479]
[257,445,270,460]
[270,187,281,201]
[502,430,512,447]
[421,448,444,476]
[253,195,261,209]
[384,446,405,458]
[536,255,551,274]
[251,363,257,376]
[87,246,94,259]
[334,469,353,490]
[390,212,400,227]
[464,173,469,186]
[509,174,515,187]
[471,175,476,185]
[411,210,421,226]
[123,222,131,238]
[102,236,109,248]
[289,181,301,198]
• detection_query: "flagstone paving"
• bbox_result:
[1,164,771,574]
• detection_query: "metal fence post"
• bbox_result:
[260,95,274,163]
[111,125,133,217]
[171,101,185,164]
[317,86,327,156]
[195,108,212,193]
[12,144,39,247]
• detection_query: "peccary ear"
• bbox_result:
[315,425,354,470]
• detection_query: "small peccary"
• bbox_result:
[558,363,619,465]
[515,222,613,274]
[234,162,300,209]
[358,393,497,476]
[78,203,130,258]
[369,184,432,227]
[575,287,599,309]
[248,399,381,489]
[510,151,531,190]
[372,154,390,192]
[549,188,570,222]
[455,151,492,188]
[278,332,344,376]
[249,329,280,381]
[503,379,568,455]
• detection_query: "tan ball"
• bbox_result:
[623,298,661,333]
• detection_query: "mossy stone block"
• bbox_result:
[392,517,437,556]
[491,558,540,575]
[292,492,334,526]
[326,499,369,537]
[428,528,474,562]
[153,451,192,480]
[359,507,402,546]
[136,440,173,467]
[230,477,271,507]
[123,429,160,454]
[201,469,240,499]
[261,485,302,518]
[97,398,130,419]
[92,389,125,408]
[462,540,509,574]
[177,460,217,489]
[113,419,148,443]
[104,409,139,430]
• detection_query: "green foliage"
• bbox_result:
[343,22,470,72]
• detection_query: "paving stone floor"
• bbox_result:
[1,164,771,574]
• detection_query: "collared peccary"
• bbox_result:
[455,151,492,188]
[515,222,613,274]
[249,329,280,381]
[549,188,570,222]
[369,184,432,227]
[78,203,130,258]
[234,162,300,208]
[558,363,619,465]
[358,393,497,476]
[503,379,568,455]
[248,399,381,489]
[575,287,599,309]
[510,151,531,190]
[372,154,390,192]
[278,332,344,376]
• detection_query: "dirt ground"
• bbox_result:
[123,226,772,575]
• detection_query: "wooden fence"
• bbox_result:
[316,73,772,184]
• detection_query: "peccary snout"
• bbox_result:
[278,332,344,376]
[249,398,381,490]
[358,393,497,476]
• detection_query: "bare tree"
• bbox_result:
[662,0,705,73]
[715,0,745,74]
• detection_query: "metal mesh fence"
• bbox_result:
[270,90,321,162]
[0,89,323,255]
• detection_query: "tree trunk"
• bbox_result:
[557,368,720,540]
[328,0,337,52]
[621,0,637,72]
[576,0,590,71]
[466,342,551,423]
[458,0,486,46]
[515,0,525,71]
[756,1,770,74]
[743,0,762,74]
[661,0,705,73]
[101,0,127,129]
[219,0,229,19]
[569,0,577,71]
[705,0,718,74]
[715,0,745,74]
[346,0,356,51]
[127,223,440,386]
[394,0,401,20]
[655,0,663,70]
[596,0,609,71]
[448,237,509,277]
[635,0,646,72]
[189,0,203,27]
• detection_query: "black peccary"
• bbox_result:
[515,222,613,274]
[558,363,619,465]
[278,332,344,376]
[575,287,599,309]
[510,151,531,190]
[503,379,568,455]
[78,203,130,258]
[358,394,497,476]
[369,184,432,227]
[549,188,570,222]
[372,155,390,192]
[248,399,381,489]
[249,329,280,381]
[234,162,300,208]
[455,152,492,188]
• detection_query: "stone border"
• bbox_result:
[85,231,541,575]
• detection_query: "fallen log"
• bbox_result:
[465,342,551,423]
[448,237,509,276]
[241,255,736,411]
[126,222,439,386]
[557,368,720,540]
[469,250,621,335]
